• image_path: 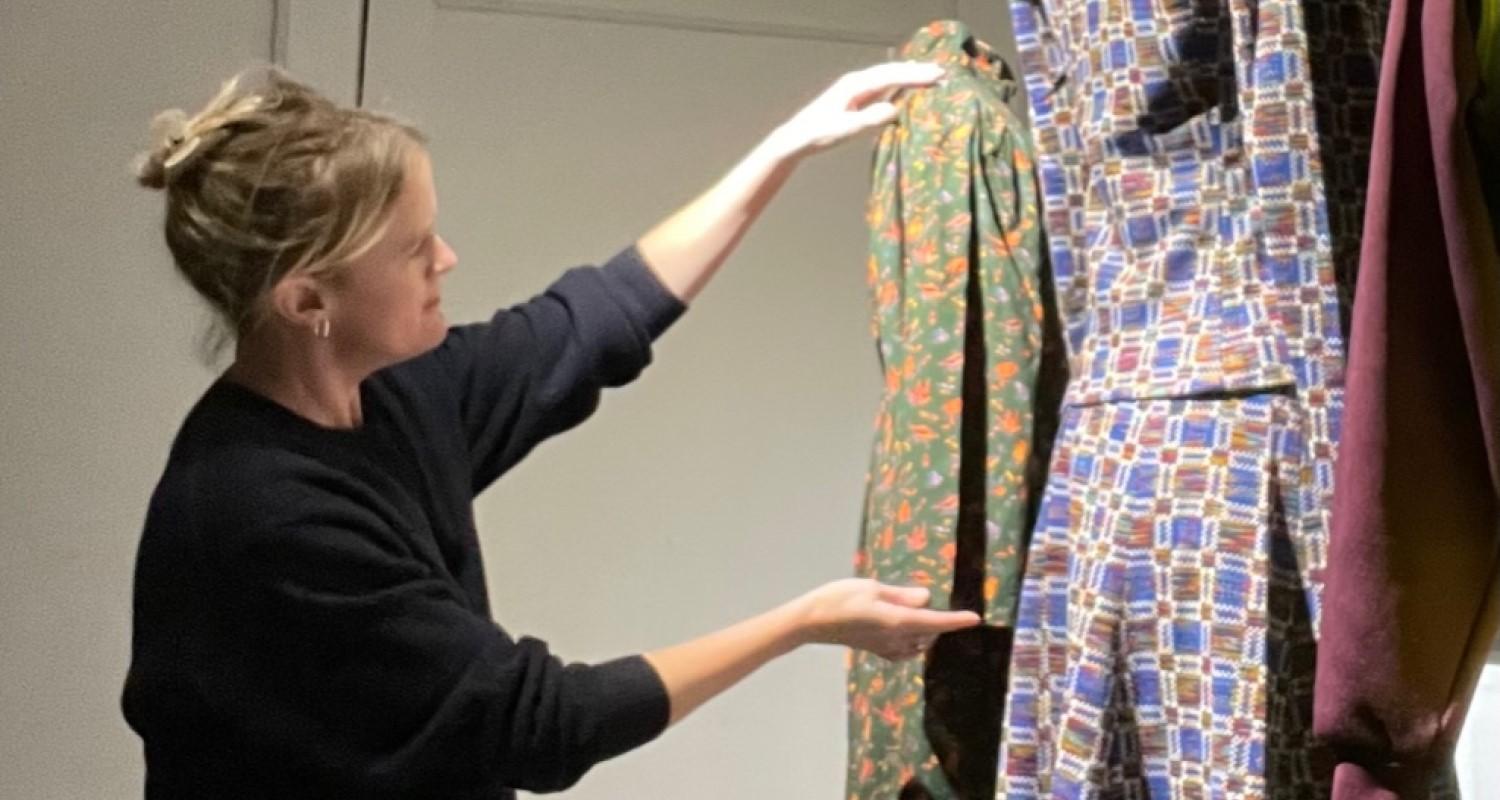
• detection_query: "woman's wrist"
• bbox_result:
[770,591,820,653]
[761,123,811,168]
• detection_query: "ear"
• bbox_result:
[267,272,330,333]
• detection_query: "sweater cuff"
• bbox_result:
[599,246,687,342]
[583,654,671,761]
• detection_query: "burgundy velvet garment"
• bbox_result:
[1313,0,1500,792]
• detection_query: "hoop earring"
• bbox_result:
[314,317,331,339]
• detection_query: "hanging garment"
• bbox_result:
[847,20,1056,800]
[1003,394,1334,797]
[1311,0,1500,789]
[997,0,1440,789]
[1002,0,1391,661]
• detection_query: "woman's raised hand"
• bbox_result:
[769,61,944,160]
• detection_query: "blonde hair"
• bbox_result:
[135,68,426,353]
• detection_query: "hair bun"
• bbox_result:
[135,108,194,189]
[133,150,170,190]
[150,108,192,149]
[135,69,299,191]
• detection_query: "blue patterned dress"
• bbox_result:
[996,0,1413,792]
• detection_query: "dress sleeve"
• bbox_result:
[212,494,671,795]
[431,246,685,494]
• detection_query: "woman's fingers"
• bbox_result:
[875,583,931,608]
[775,62,942,157]
[798,579,978,662]
[840,61,945,108]
[874,609,978,661]
[887,606,981,634]
[867,584,978,661]
[845,101,900,133]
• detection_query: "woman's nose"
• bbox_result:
[434,234,457,274]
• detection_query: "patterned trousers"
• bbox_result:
[1000,394,1351,799]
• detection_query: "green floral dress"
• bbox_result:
[846,20,1049,800]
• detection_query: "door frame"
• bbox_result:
[272,0,367,106]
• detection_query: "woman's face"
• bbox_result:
[328,148,457,369]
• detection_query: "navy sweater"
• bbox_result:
[123,249,684,798]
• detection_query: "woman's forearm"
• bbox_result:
[634,61,942,303]
[642,595,809,725]
[640,578,978,727]
[635,129,802,304]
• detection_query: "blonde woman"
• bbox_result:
[121,64,970,798]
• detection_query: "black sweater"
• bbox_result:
[123,249,685,799]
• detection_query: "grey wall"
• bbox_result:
[0,2,277,797]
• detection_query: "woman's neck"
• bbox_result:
[224,334,366,430]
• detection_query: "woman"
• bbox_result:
[121,63,974,798]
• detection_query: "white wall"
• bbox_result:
[0,2,276,798]
[1459,664,1500,797]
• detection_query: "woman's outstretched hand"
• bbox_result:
[636,60,941,302]
[793,578,981,661]
[643,577,980,726]
[770,61,944,160]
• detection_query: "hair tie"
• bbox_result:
[150,109,190,150]
[148,108,226,181]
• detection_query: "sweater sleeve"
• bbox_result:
[212,492,671,795]
[432,247,685,494]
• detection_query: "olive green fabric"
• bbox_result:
[846,20,1046,800]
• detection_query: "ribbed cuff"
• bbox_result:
[582,654,671,762]
[599,246,687,342]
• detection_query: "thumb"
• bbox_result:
[927,609,983,632]
[876,583,931,608]
[895,607,982,633]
